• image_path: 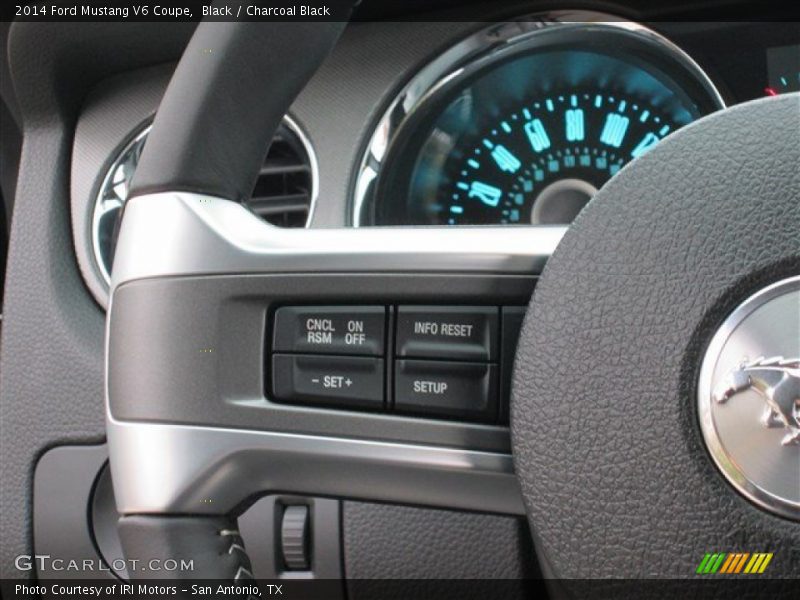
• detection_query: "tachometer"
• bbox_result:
[432,81,690,225]
[355,15,725,226]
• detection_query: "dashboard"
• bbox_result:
[64,11,800,307]
[1,1,799,588]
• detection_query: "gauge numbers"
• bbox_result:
[447,92,678,225]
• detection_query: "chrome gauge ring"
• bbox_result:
[353,12,725,227]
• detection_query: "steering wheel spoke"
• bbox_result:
[108,193,565,518]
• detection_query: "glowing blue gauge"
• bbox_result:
[443,89,685,225]
[369,40,723,226]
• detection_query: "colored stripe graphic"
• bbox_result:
[710,553,726,573]
[744,554,761,573]
[719,553,736,573]
[705,554,718,574]
[699,552,773,575]
[696,554,712,574]
[734,553,750,573]
[724,553,741,574]
[758,553,773,573]
[721,553,739,574]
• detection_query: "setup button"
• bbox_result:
[272,354,384,409]
[394,360,497,422]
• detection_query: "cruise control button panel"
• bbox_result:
[395,360,497,421]
[273,306,386,356]
[272,354,384,410]
[268,304,523,424]
[395,306,498,361]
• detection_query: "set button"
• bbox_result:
[272,354,384,410]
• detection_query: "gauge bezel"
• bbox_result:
[351,11,726,227]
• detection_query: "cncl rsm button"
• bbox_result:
[273,306,386,356]
[395,306,498,361]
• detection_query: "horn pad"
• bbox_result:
[510,93,800,581]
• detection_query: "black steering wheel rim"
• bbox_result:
[511,94,800,583]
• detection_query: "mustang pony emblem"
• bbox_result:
[713,356,800,446]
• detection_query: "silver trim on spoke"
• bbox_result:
[106,418,522,515]
[110,192,567,291]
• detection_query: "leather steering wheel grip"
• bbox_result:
[511,93,800,583]
[114,13,353,579]
[129,18,350,203]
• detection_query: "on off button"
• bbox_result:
[273,306,386,356]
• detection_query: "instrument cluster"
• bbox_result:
[352,14,790,227]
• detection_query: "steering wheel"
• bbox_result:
[107,17,800,587]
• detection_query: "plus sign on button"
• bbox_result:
[272,354,384,410]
